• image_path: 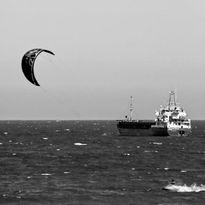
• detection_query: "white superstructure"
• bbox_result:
[155,91,191,136]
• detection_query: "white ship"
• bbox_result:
[151,91,191,136]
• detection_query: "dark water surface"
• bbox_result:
[0,120,204,204]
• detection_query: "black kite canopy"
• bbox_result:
[21,48,55,86]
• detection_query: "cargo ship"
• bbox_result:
[117,96,155,136]
[117,92,191,137]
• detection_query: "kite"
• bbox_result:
[21,48,55,86]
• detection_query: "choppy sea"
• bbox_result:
[0,120,204,205]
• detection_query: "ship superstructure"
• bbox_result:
[152,91,191,136]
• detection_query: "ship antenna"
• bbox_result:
[129,96,134,121]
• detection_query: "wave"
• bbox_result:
[74,143,87,146]
[163,183,205,192]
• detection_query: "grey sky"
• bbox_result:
[0,0,204,120]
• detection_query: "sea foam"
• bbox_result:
[74,143,87,146]
[164,183,205,192]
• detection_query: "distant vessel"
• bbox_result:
[117,96,155,136]
[117,92,191,137]
[151,91,191,136]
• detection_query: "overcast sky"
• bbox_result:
[0,0,204,120]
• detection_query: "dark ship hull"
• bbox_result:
[117,120,155,136]
[151,124,168,136]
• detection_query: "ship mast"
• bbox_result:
[129,96,134,121]
[168,91,176,110]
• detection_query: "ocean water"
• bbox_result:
[0,120,204,205]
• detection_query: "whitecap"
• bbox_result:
[137,146,140,148]
[65,129,70,131]
[144,150,157,153]
[0,143,3,145]
[164,183,205,192]
[4,132,8,135]
[153,142,162,145]
[41,173,52,176]
[74,143,87,146]
[102,133,107,136]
